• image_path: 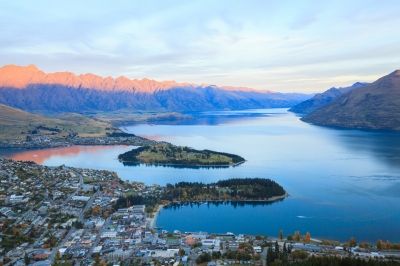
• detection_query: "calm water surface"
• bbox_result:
[3,109,400,241]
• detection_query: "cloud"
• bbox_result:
[0,0,400,92]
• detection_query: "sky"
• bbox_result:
[1,0,400,93]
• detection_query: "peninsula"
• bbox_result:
[163,178,287,202]
[114,178,288,214]
[118,143,245,167]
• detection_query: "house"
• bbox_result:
[38,205,48,216]
[71,195,90,202]
[253,246,262,253]
[201,239,221,250]
[101,231,117,238]
[9,194,27,204]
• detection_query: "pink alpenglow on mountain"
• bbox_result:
[0,65,310,112]
[0,64,194,92]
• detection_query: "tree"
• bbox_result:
[94,255,101,266]
[91,205,101,216]
[53,251,66,266]
[178,248,185,257]
[256,235,265,240]
[24,253,30,265]
[348,237,357,247]
[279,229,283,240]
[291,250,308,260]
[293,231,301,242]
[267,246,275,265]
[196,252,211,264]
[304,232,311,243]
[46,232,58,248]
[55,251,61,261]
[275,241,280,255]
[93,255,107,266]
[377,240,383,250]
[212,251,221,259]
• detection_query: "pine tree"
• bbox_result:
[304,232,311,243]
[24,253,30,265]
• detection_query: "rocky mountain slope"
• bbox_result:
[0,65,310,113]
[289,82,367,114]
[303,70,400,130]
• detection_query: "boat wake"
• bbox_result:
[296,215,311,219]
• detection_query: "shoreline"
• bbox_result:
[150,193,288,229]
[149,204,164,229]
[0,134,156,150]
[119,160,246,168]
[165,193,289,205]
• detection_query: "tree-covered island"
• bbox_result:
[118,143,245,168]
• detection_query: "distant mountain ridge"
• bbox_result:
[301,70,400,130]
[0,65,310,113]
[289,82,368,114]
[0,64,192,92]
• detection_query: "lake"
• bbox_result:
[3,109,400,242]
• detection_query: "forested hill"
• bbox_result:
[163,178,287,201]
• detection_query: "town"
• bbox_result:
[1,158,400,266]
[0,131,156,149]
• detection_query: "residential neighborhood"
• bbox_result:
[1,158,400,266]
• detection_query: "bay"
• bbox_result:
[3,109,400,241]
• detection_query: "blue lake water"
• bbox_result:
[3,109,400,242]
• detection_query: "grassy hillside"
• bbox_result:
[0,104,111,141]
[88,110,192,126]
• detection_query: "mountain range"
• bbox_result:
[289,82,368,114]
[292,70,400,131]
[0,65,310,113]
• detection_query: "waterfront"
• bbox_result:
[3,109,400,242]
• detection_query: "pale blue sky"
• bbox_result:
[1,0,400,92]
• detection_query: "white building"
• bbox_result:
[9,194,27,203]
[101,231,117,238]
[201,239,221,249]
[71,195,90,202]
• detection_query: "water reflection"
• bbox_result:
[7,145,126,164]
[332,130,400,169]
[165,199,284,210]
[141,110,274,126]
[121,162,241,169]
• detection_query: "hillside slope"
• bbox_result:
[303,70,400,130]
[289,82,367,114]
[0,104,109,140]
